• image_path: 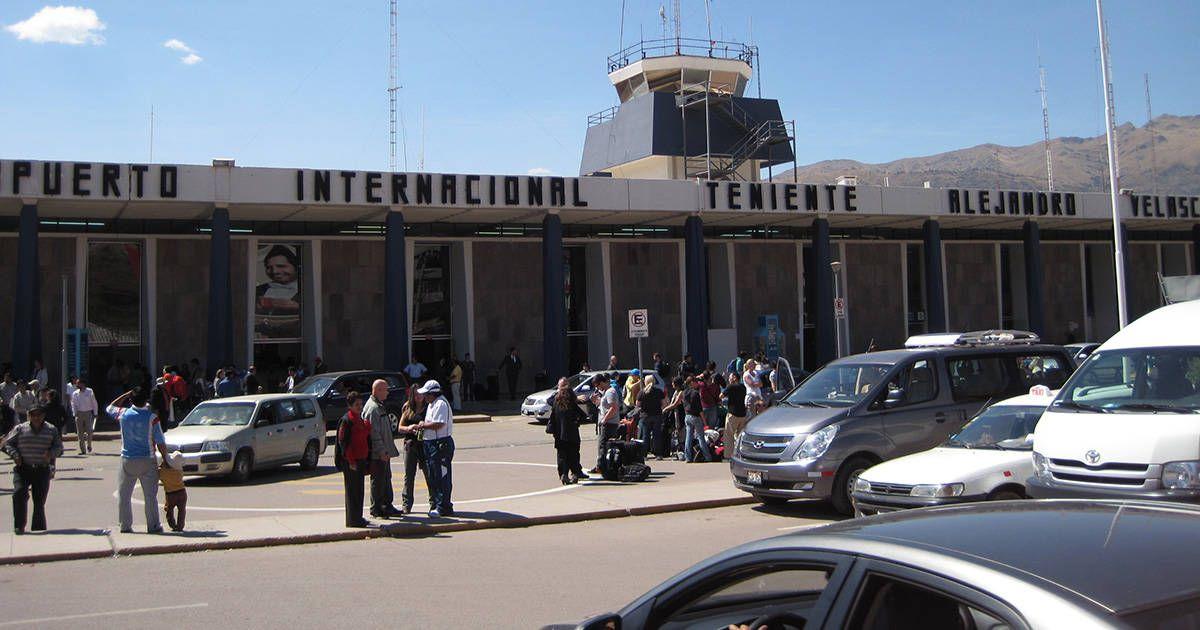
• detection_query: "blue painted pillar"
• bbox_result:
[684,215,709,365]
[12,204,41,379]
[206,207,233,371]
[542,213,566,381]
[384,210,409,371]
[811,218,836,366]
[922,219,947,333]
[1023,221,1046,338]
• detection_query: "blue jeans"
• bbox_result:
[684,415,712,462]
[422,437,455,513]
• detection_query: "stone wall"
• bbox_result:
[473,241,543,393]
[945,243,998,332]
[845,243,906,352]
[0,236,15,371]
[1127,243,1161,321]
[1042,243,1085,344]
[157,239,210,371]
[735,242,801,358]
[232,240,249,366]
[609,242,681,367]
[321,239,386,372]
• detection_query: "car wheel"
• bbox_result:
[831,456,874,516]
[756,495,790,507]
[229,449,253,484]
[299,440,320,470]
[989,488,1024,501]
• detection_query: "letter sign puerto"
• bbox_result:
[628,308,649,339]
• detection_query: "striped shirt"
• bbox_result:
[3,422,64,466]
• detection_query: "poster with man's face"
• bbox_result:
[255,243,302,341]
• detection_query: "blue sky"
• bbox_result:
[3,1,1198,176]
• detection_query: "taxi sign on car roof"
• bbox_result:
[1028,384,1054,397]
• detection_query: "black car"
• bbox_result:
[292,370,408,430]
[551,500,1200,629]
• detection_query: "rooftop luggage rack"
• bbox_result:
[904,330,1041,348]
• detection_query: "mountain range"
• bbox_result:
[774,114,1200,194]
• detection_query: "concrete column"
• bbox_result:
[542,213,567,380]
[683,216,709,365]
[922,219,948,333]
[12,203,41,379]
[1023,221,1046,337]
[206,207,233,371]
[384,210,410,371]
[810,218,836,366]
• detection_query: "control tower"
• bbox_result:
[580,37,795,181]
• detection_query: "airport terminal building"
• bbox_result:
[2,40,1198,393]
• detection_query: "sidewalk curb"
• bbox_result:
[0,496,757,566]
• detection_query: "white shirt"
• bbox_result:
[33,368,48,390]
[71,387,98,414]
[404,362,427,379]
[65,382,78,412]
[421,395,453,440]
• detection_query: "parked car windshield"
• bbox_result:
[784,363,892,407]
[946,404,1045,450]
[293,377,334,396]
[1058,347,1200,413]
[179,402,257,426]
[567,373,592,390]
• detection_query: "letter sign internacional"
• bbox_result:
[628,308,649,339]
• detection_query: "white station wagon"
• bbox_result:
[164,393,326,483]
[850,388,1055,517]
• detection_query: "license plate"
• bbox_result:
[746,470,764,485]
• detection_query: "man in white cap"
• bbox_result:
[413,379,454,517]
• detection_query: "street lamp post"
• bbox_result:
[831,261,844,358]
[1096,0,1129,328]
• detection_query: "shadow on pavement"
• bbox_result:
[31,527,109,537]
[750,500,846,521]
[184,465,338,487]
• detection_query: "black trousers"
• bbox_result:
[13,464,51,531]
[554,439,582,478]
[506,373,518,400]
[369,458,395,514]
[342,460,367,525]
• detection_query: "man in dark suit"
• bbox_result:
[498,348,521,401]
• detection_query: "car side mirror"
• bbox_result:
[579,385,592,393]
[575,613,621,630]
[1023,433,1035,447]
[882,387,905,409]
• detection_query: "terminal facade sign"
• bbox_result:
[1,159,1197,223]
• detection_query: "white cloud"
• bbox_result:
[163,38,192,53]
[163,38,202,64]
[5,6,106,45]
[527,167,553,176]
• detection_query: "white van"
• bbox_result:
[1028,301,1200,502]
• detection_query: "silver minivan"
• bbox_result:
[730,332,1074,514]
[164,393,326,483]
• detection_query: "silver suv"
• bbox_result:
[730,331,1074,515]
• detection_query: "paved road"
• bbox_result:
[0,503,841,629]
[0,416,601,533]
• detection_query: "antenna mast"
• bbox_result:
[618,0,626,52]
[1037,51,1054,191]
[388,0,404,171]
[672,0,681,53]
[149,105,155,163]
[1145,73,1158,194]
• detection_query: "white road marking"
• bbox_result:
[0,603,209,627]
[115,461,576,512]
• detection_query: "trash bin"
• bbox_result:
[486,372,499,400]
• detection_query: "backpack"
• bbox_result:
[619,463,651,482]
[600,445,623,481]
[333,413,353,471]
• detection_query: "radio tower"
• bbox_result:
[1037,53,1054,191]
[388,0,406,171]
[672,0,681,54]
[1145,73,1158,194]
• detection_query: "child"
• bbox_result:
[160,451,187,531]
